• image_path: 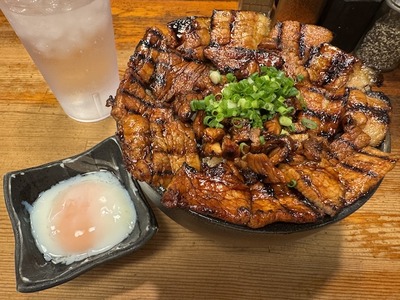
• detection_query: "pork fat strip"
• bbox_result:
[209,10,271,49]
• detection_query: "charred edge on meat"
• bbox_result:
[304,85,349,102]
[359,149,397,162]
[130,53,156,67]
[167,16,197,38]
[300,109,342,128]
[275,22,283,51]
[347,103,390,124]
[151,64,168,87]
[299,24,306,59]
[106,95,115,107]
[305,45,358,86]
[288,187,324,216]
[138,28,167,50]
[339,162,378,178]
[331,136,360,152]
[325,51,357,84]
[365,90,391,105]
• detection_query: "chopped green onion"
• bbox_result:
[239,142,249,154]
[279,115,292,127]
[190,66,300,129]
[281,129,290,135]
[296,74,305,82]
[226,73,237,83]
[287,179,297,188]
[301,118,318,130]
[210,70,222,84]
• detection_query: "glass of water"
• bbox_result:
[0,0,120,122]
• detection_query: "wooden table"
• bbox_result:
[1,1,399,299]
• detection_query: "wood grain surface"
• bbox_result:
[1,1,399,299]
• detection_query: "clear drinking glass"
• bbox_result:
[0,0,120,122]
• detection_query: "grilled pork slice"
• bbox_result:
[242,153,286,184]
[249,182,321,228]
[330,129,396,204]
[167,16,211,61]
[209,10,271,48]
[330,127,372,154]
[306,43,358,91]
[278,161,345,216]
[259,21,333,55]
[149,107,201,176]
[204,45,283,79]
[204,10,282,78]
[163,162,252,226]
[130,27,221,102]
[342,89,391,147]
[117,114,154,184]
[260,21,377,89]
[334,146,396,204]
[296,85,348,137]
[116,108,201,189]
[259,21,333,79]
[111,69,159,120]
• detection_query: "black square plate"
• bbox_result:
[3,136,158,293]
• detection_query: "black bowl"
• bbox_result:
[3,136,158,293]
[138,133,391,238]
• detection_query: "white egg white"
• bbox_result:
[28,171,137,265]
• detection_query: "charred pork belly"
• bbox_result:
[209,10,271,48]
[296,84,348,138]
[259,21,333,79]
[167,16,211,61]
[203,10,283,79]
[163,162,252,226]
[278,160,345,216]
[116,107,201,188]
[259,21,333,56]
[249,182,322,228]
[342,89,391,147]
[306,43,359,91]
[110,10,397,229]
[130,27,222,102]
[204,45,283,79]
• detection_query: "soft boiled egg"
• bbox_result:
[25,171,137,265]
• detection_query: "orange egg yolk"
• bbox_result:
[49,181,106,253]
